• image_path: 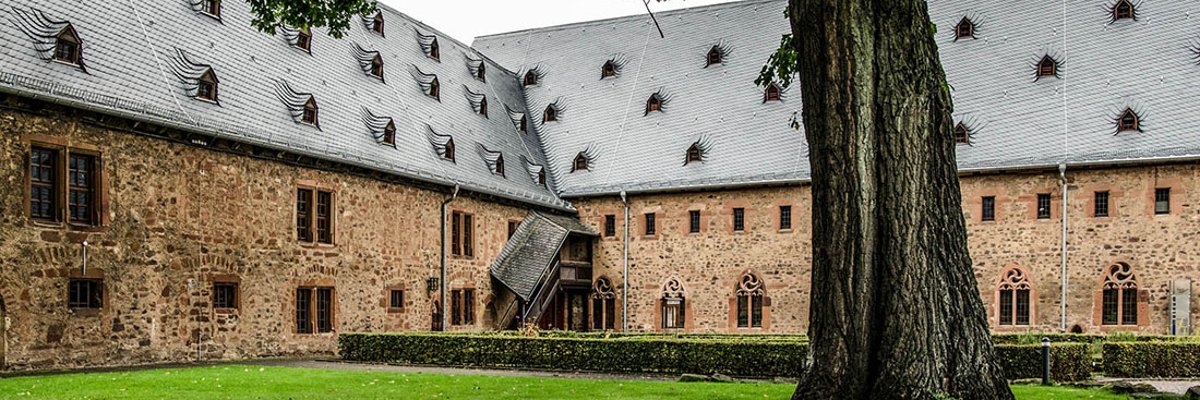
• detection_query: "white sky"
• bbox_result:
[379,0,744,44]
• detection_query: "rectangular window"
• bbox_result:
[644,213,656,236]
[451,289,462,325]
[296,287,334,333]
[67,153,96,225]
[779,205,792,230]
[451,289,474,325]
[1015,290,1030,326]
[662,298,684,329]
[296,288,312,333]
[689,210,700,233]
[1036,193,1051,219]
[316,288,333,333]
[389,289,404,309]
[999,290,1013,326]
[1121,288,1138,326]
[733,208,745,232]
[296,189,313,242]
[1155,188,1170,215]
[737,295,749,327]
[462,214,474,257]
[451,212,461,256]
[316,191,333,244]
[68,278,103,309]
[603,215,616,237]
[1102,288,1118,326]
[981,196,996,222]
[463,289,474,325]
[30,147,58,221]
[1094,191,1110,217]
[212,282,238,309]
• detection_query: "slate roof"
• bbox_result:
[490,211,597,301]
[0,1,570,211]
[474,0,1200,197]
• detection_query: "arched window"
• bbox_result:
[197,69,219,102]
[428,78,440,100]
[763,82,781,102]
[706,46,722,66]
[645,94,662,114]
[572,153,588,172]
[955,17,975,40]
[428,38,440,61]
[1101,263,1139,326]
[1112,0,1135,21]
[443,138,456,161]
[1118,108,1140,132]
[371,12,384,35]
[735,272,764,328]
[997,267,1032,326]
[601,61,617,78]
[382,119,396,145]
[301,97,319,125]
[1036,55,1058,79]
[370,55,384,78]
[543,104,558,122]
[954,122,970,144]
[523,71,538,86]
[592,277,616,331]
[54,26,82,65]
[494,154,505,177]
[685,143,702,164]
[661,278,685,329]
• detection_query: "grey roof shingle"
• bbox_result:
[0,1,570,210]
[474,0,1200,197]
[490,211,595,301]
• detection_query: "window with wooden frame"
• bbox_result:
[295,28,312,52]
[572,153,588,172]
[369,55,384,79]
[954,123,970,144]
[689,210,701,233]
[451,288,475,325]
[518,115,528,133]
[592,277,616,330]
[645,94,662,114]
[644,213,656,236]
[428,78,441,100]
[601,61,617,78]
[705,46,722,66]
[382,120,396,145]
[68,278,103,309]
[543,104,558,122]
[1100,263,1138,326]
[295,287,335,333]
[1112,0,1135,21]
[451,211,474,257]
[296,188,335,244]
[1118,108,1139,132]
[523,71,538,86]
[29,147,59,222]
[54,26,82,65]
[212,282,238,310]
[1155,188,1170,215]
[428,38,440,61]
[478,96,488,117]
[1036,56,1058,79]
[202,0,221,18]
[475,62,486,82]
[735,272,764,328]
[388,289,404,310]
[371,12,384,35]
[537,168,546,187]
[954,17,975,40]
[685,143,702,164]
[603,215,616,237]
[1094,191,1110,217]
[197,69,219,102]
[732,208,745,232]
[779,205,792,230]
[67,153,97,225]
[997,267,1031,326]
[301,97,319,125]
[981,196,996,222]
[28,145,103,226]
[494,154,505,177]
[443,138,456,161]
[763,82,781,102]
[1036,193,1051,219]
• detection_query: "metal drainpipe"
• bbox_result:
[440,184,459,332]
[1059,163,1068,332]
[620,190,630,332]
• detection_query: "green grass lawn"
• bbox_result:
[0,365,1134,399]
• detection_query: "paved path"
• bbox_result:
[1096,376,1200,396]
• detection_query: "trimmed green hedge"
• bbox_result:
[1104,342,1200,377]
[991,333,1183,345]
[339,333,1092,381]
[994,343,1093,382]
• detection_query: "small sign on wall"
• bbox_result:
[1170,279,1191,336]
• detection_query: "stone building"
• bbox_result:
[0,0,1196,370]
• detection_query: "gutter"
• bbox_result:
[620,190,630,332]
[1059,164,1068,332]
[440,184,459,331]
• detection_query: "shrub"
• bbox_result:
[993,343,1093,382]
[1104,342,1200,378]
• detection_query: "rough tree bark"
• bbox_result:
[788,0,1013,399]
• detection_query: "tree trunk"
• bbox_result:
[788,0,1013,399]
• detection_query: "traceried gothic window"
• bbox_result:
[997,267,1032,326]
[735,272,764,328]
[1100,263,1139,326]
[592,277,616,331]
[661,278,685,329]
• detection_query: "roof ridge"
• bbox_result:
[472,0,775,42]
[375,3,522,78]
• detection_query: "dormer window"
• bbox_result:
[479,97,488,117]
[197,69,219,102]
[428,78,440,100]
[1118,108,1140,132]
[444,138,456,161]
[544,105,558,122]
[1113,0,1135,21]
[686,143,702,164]
[954,123,970,144]
[523,71,538,86]
[646,94,662,113]
[763,82,781,102]
[601,61,617,78]
[475,62,486,82]
[572,153,588,172]
[428,39,440,61]
[954,17,975,40]
[371,12,384,35]
[383,120,396,145]
[519,115,528,132]
[202,0,221,18]
[301,98,319,125]
[296,28,312,52]
[706,46,722,66]
[495,155,505,177]
[1036,55,1058,79]
[54,26,82,65]
[370,55,384,78]
[537,168,546,186]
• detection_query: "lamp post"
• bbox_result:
[1041,337,1051,385]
